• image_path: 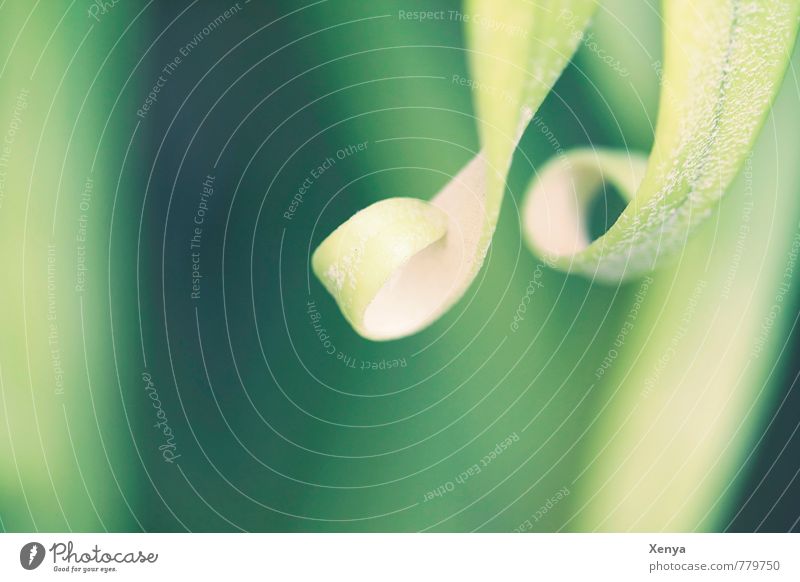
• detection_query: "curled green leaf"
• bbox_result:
[313,0,595,340]
[532,0,800,280]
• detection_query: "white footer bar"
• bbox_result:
[1,533,797,581]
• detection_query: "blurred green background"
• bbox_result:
[1,0,799,532]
